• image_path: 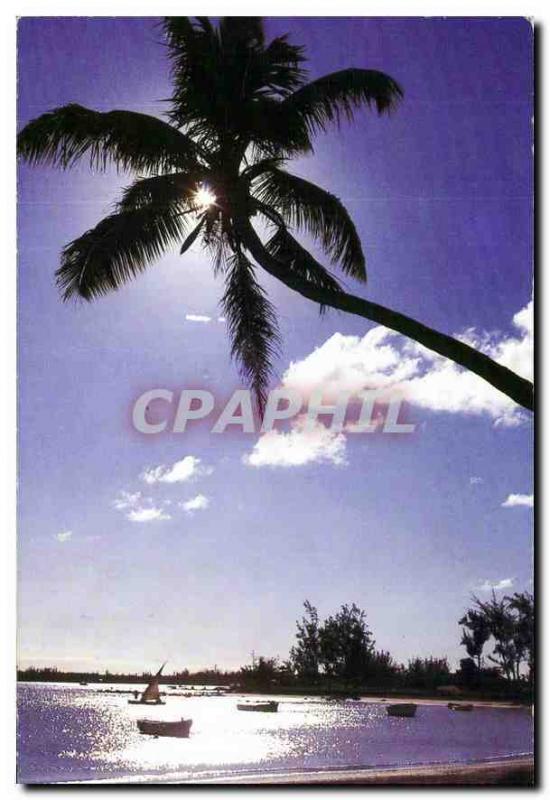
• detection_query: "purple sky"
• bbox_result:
[17,17,533,673]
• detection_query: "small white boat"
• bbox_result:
[386,703,417,718]
[237,701,279,712]
[137,718,192,738]
[128,663,166,705]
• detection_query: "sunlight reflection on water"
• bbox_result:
[17,684,533,783]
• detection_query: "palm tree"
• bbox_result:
[17,17,533,412]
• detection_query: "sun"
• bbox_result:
[194,185,217,211]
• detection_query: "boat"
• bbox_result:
[137,718,192,738]
[128,663,167,705]
[237,701,279,712]
[79,681,88,686]
[386,703,417,718]
[448,702,474,712]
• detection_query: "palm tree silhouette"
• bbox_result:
[17,17,533,412]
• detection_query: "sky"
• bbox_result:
[17,17,533,674]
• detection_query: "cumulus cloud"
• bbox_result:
[244,417,347,468]
[127,506,171,523]
[141,456,212,485]
[113,490,171,523]
[243,294,532,469]
[113,490,143,511]
[185,314,211,323]
[180,494,210,514]
[477,577,515,592]
[55,530,72,543]
[470,476,484,485]
[282,294,533,428]
[502,493,534,508]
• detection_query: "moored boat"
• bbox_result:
[386,703,417,718]
[237,701,279,712]
[448,702,474,711]
[137,718,192,738]
[128,663,167,705]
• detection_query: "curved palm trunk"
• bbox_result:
[235,216,534,412]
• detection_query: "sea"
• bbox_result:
[17,682,534,784]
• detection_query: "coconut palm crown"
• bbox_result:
[17,17,533,413]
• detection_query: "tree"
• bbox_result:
[318,603,374,681]
[459,592,534,682]
[459,608,490,669]
[240,655,280,687]
[290,600,321,681]
[17,17,533,412]
[507,592,534,682]
[404,656,450,689]
[365,650,401,686]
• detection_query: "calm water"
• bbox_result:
[17,683,533,784]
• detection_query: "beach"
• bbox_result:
[191,757,534,785]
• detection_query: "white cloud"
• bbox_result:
[477,577,515,592]
[470,476,484,485]
[243,294,532,469]
[282,294,533,428]
[55,530,72,543]
[502,493,534,508]
[113,490,171,523]
[217,316,226,323]
[113,490,143,511]
[185,314,211,323]
[244,416,347,468]
[141,456,212,485]
[127,507,171,523]
[180,494,210,514]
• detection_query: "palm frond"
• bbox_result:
[242,156,286,183]
[180,216,206,254]
[254,167,366,281]
[281,68,403,134]
[265,226,343,298]
[17,104,201,173]
[56,205,187,301]
[219,17,265,48]
[221,251,280,412]
[203,225,231,276]
[262,35,307,94]
[164,17,307,149]
[245,97,313,157]
[118,172,202,211]
[163,17,224,132]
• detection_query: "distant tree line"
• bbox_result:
[18,594,533,701]
[17,665,239,686]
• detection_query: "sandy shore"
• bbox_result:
[191,757,534,786]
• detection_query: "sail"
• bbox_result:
[140,662,166,703]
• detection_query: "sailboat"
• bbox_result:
[128,663,166,705]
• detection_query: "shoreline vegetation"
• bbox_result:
[18,595,534,706]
